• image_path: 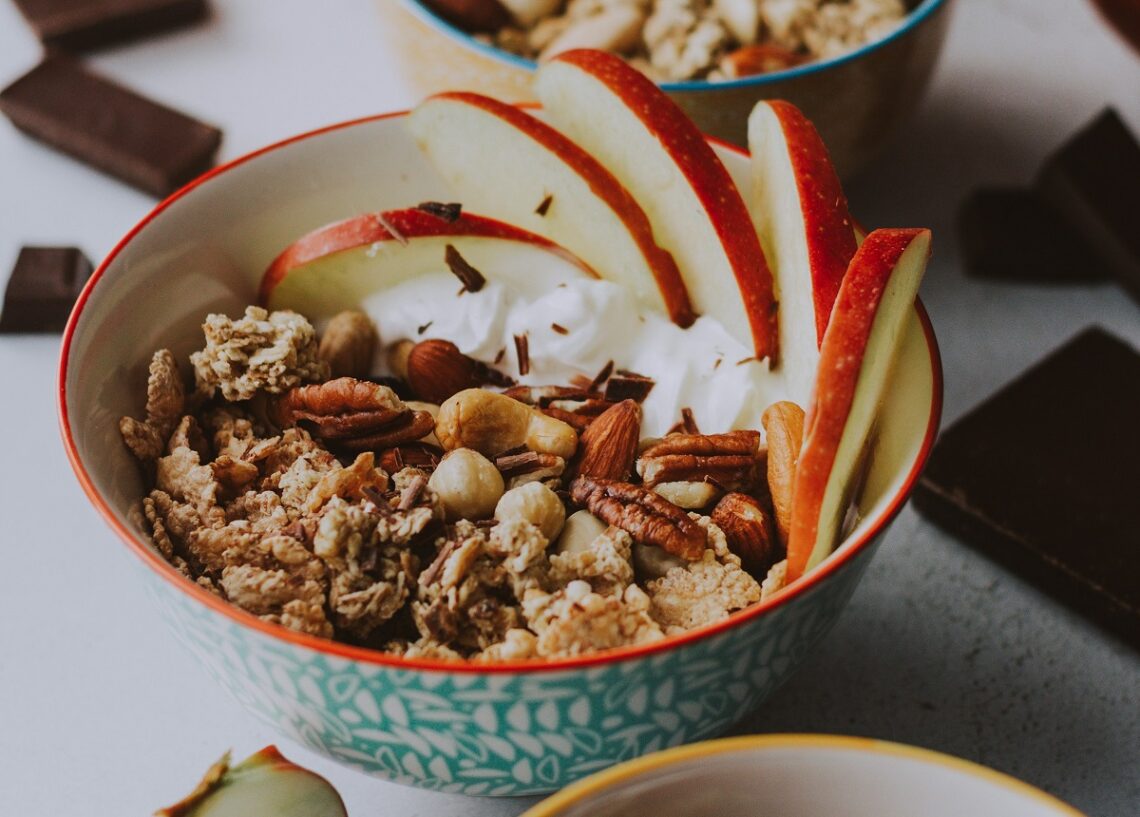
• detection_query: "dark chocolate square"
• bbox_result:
[913,328,1140,649]
[957,188,1108,282]
[1036,109,1140,305]
[11,0,208,52]
[0,246,93,333]
[0,55,222,197]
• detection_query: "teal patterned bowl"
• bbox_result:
[58,112,941,795]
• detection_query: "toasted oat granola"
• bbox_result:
[121,306,789,661]
[487,0,907,82]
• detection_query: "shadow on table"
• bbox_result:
[730,511,1140,817]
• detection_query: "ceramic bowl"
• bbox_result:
[522,735,1086,816]
[59,111,941,795]
[386,0,954,178]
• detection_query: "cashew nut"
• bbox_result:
[654,480,722,509]
[633,543,687,580]
[495,482,566,541]
[427,448,504,520]
[436,388,578,458]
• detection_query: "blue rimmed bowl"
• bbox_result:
[388,0,954,177]
[59,111,941,794]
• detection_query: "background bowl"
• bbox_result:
[522,735,1086,816]
[384,0,954,178]
[59,111,941,795]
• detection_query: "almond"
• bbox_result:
[712,492,780,573]
[762,401,805,546]
[405,339,514,404]
[573,399,641,481]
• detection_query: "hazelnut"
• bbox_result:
[387,339,415,381]
[427,448,504,520]
[495,482,566,541]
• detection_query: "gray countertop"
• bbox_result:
[1,0,1136,814]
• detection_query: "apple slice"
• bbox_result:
[786,227,932,581]
[747,99,857,405]
[155,746,346,817]
[259,207,592,315]
[535,49,779,363]
[407,92,694,327]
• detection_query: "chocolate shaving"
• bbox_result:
[514,332,530,376]
[376,212,408,246]
[588,360,615,393]
[495,450,541,477]
[416,201,462,222]
[551,322,569,335]
[494,347,506,365]
[420,539,457,586]
[681,407,699,434]
[604,370,655,403]
[361,484,388,509]
[416,320,433,335]
[444,244,486,292]
[714,357,723,370]
[398,473,428,511]
[736,356,756,366]
[535,194,553,216]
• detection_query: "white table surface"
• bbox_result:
[1,1,1138,814]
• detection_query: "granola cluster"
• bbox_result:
[122,305,795,661]
[486,0,907,82]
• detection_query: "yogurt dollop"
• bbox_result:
[363,271,783,438]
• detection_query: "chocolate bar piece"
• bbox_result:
[1036,109,1140,305]
[0,246,93,333]
[913,328,1140,649]
[957,188,1107,282]
[11,0,208,52]
[0,56,221,197]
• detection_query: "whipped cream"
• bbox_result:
[362,269,783,438]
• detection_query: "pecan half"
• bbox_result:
[574,399,641,481]
[637,430,765,491]
[569,476,705,561]
[712,492,781,573]
[270,377,435,452]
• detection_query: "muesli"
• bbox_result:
[121,303,796,661]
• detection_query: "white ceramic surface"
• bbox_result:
[524,735,1086,817]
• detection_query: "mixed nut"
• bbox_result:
[457,0,910,82]
[121,303,803,661]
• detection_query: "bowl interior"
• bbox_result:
[61,112,936,661]
[528,736,1082,817]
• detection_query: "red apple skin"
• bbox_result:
[427,91,696,327]
[550,49,779,364]
[765,100,857,345]
[259,208,587,303]
[786,227,931,581]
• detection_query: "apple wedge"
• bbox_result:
[747,99,857,405]
[259,207,592,315]
[407,92,694,327]
[535,49,779,363]
[786,227,932,580]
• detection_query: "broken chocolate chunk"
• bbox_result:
[0,56,221,197]
[1035,109,1140,304]
[0,246,92,333]
[913,327,1140,650]
[603,370,655,403]
[416,201,462,222]
[12,0,208,52]
[957,188,1107,282]
[444,244,486,292]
